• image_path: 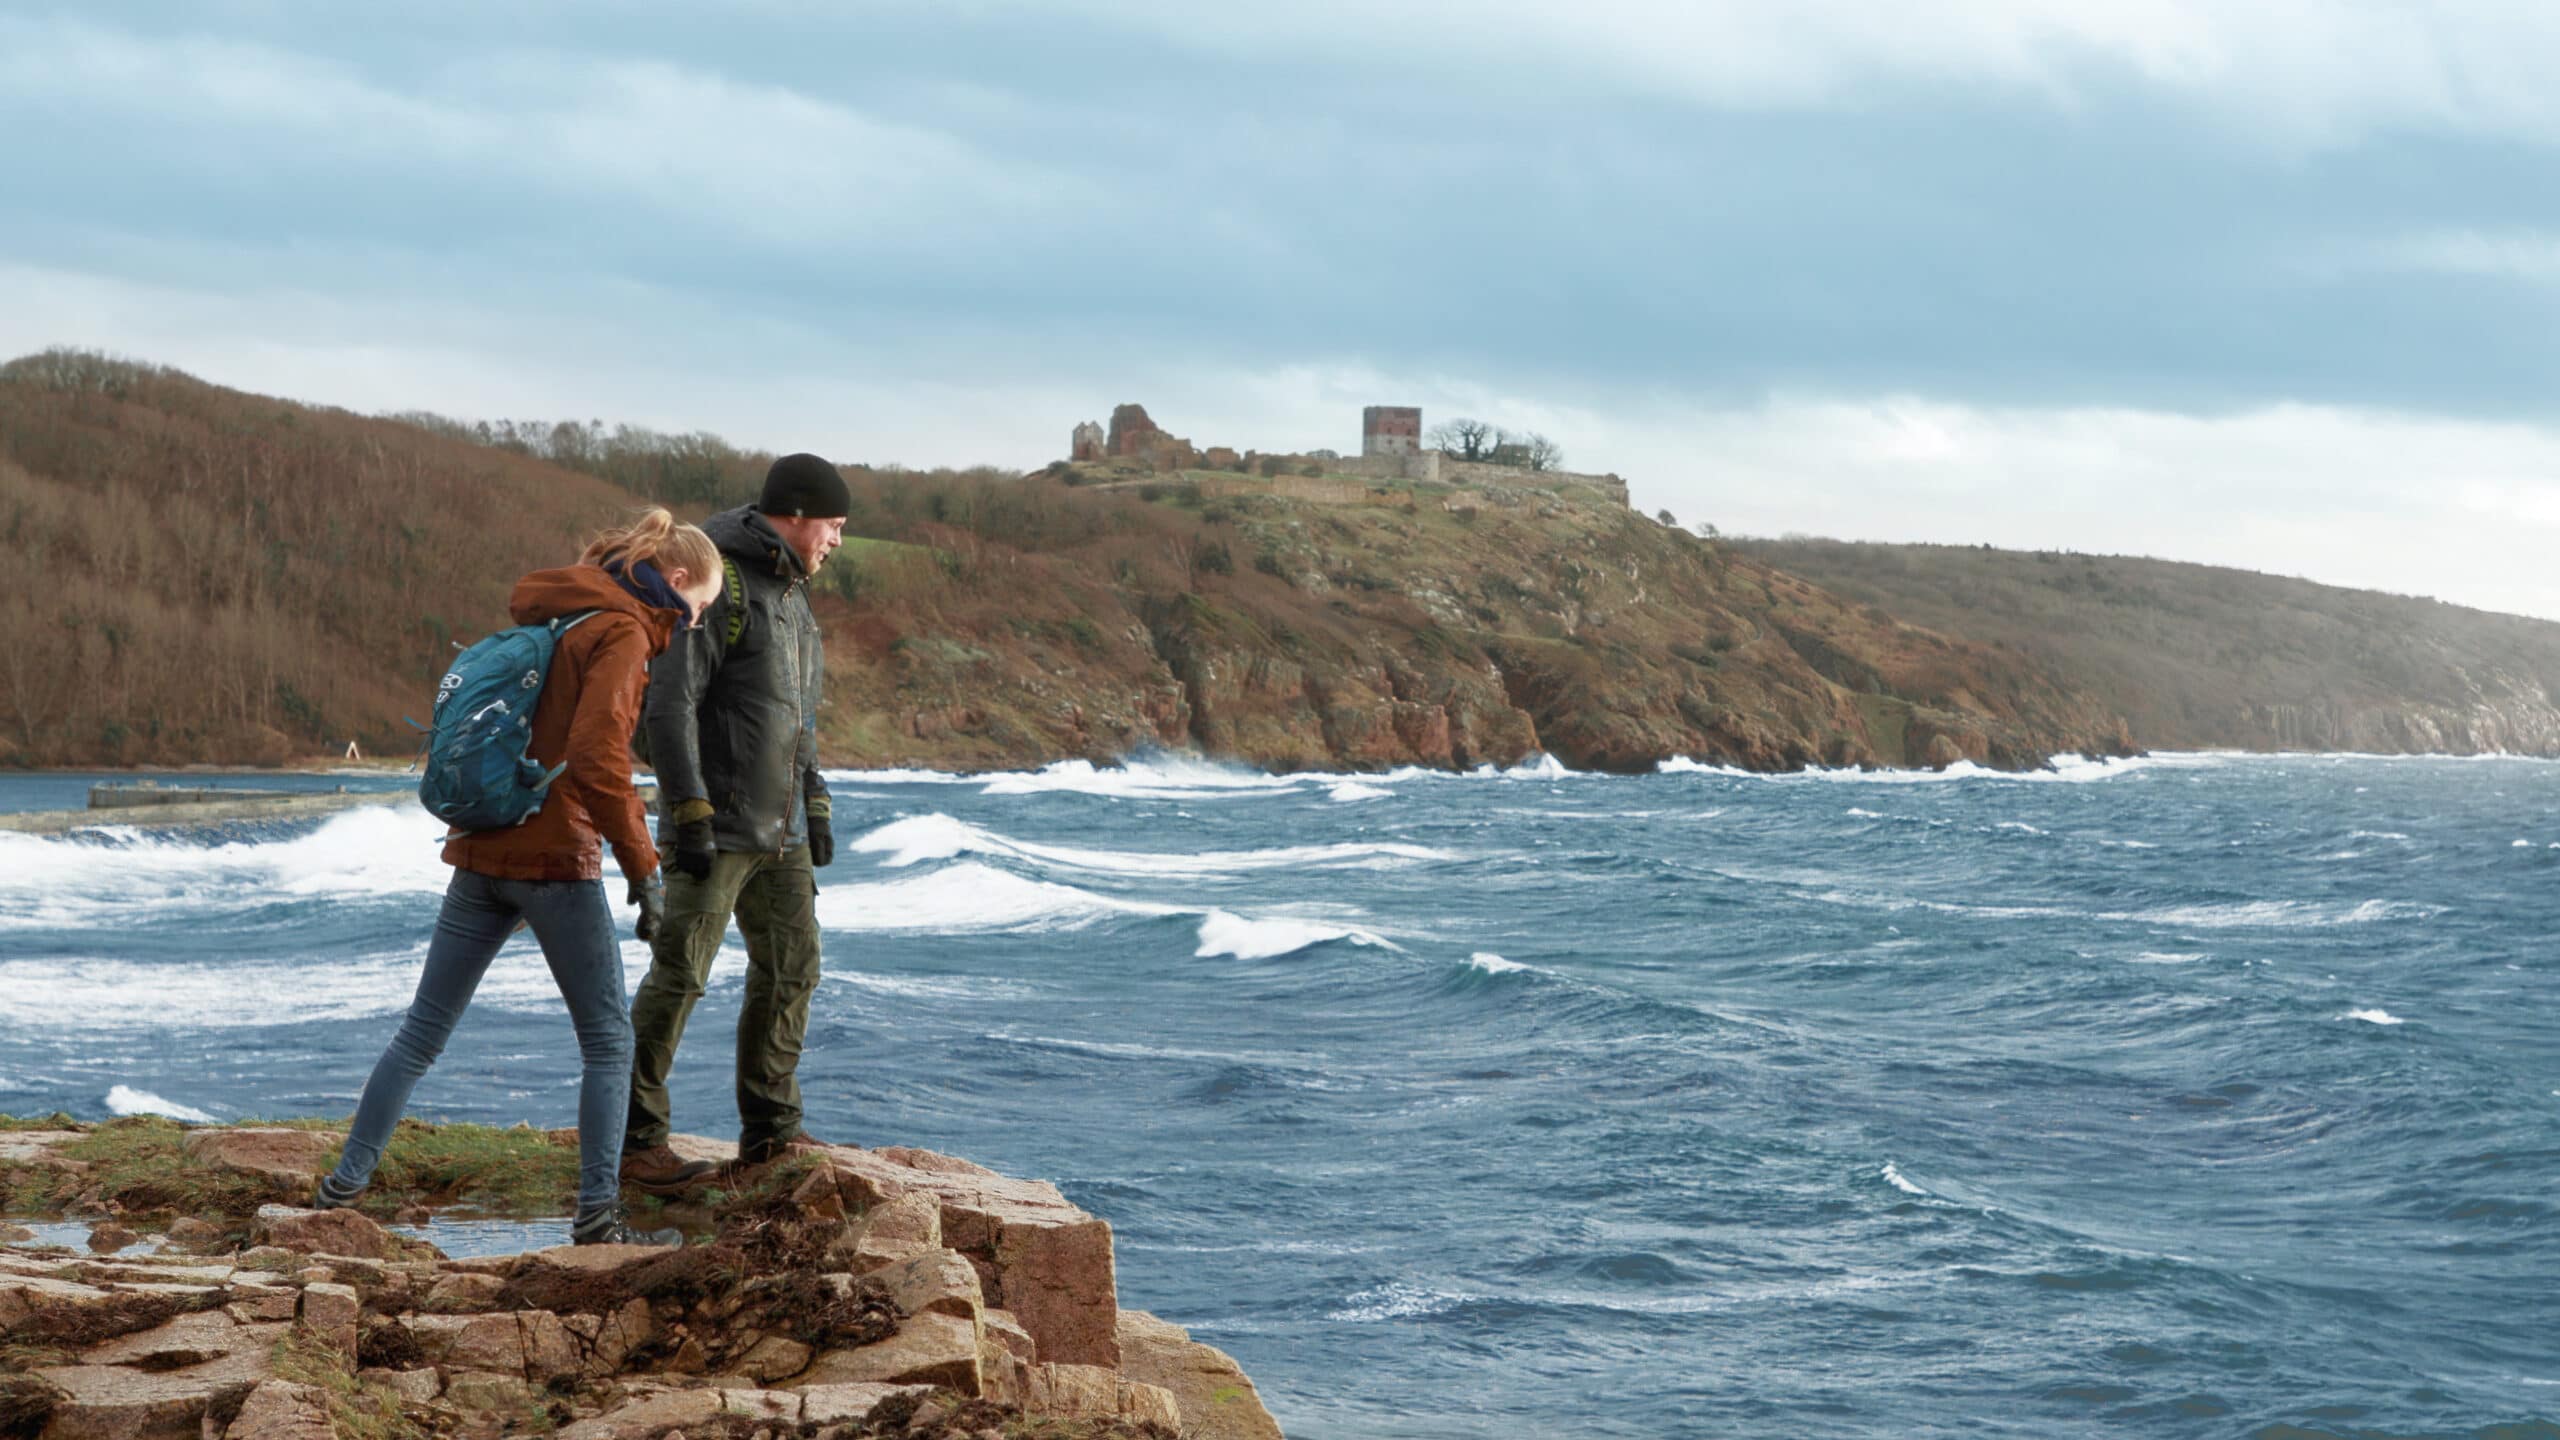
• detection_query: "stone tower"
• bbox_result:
[1070,420,1104,462]
[1362,405,1422,457]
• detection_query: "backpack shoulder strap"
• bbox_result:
[721,557,748,646]
[552,609,602,635]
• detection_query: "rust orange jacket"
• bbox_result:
[441,565,681,883]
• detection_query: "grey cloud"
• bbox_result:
[4,4,2560,423]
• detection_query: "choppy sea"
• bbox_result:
[2,753,2556,1439]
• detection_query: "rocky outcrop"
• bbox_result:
[1,1129,1282,1440]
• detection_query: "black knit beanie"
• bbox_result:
[759,453,851,519]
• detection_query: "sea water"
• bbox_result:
[1,754,2554,1438]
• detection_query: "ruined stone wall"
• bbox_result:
[1438,457,1629,505]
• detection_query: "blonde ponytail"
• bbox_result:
[582,507,720,586]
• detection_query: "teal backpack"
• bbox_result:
[416,612,598,833]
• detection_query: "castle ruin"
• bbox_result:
[1061,403,1629,507]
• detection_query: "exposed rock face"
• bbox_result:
[179,1130,333,1192]
[220,1379,334,1440]
[3,1128,1262,1440]
[818,485,2134,777]
[248,1204,431,1263]
[1118,1310,1285,1440]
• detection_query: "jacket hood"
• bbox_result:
[705,504,808,580]
[507,564,681,655]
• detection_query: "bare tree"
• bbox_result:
[1523,433,1563,471]
[1426,417,1496,460]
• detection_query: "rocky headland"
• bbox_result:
[0,353,2129,776]
[0,1121,1282,1440]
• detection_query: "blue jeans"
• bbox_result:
[330,870,632,1218]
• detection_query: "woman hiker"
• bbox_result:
[315,509,724,1246]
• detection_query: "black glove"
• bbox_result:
[671,816,716,881]
[628,871,667,942]
[807,811,835,868]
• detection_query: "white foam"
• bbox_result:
[814,862,1180,934]
[818,765,973,785]
[978,758,1307,800]
[1881,1162,1928,1196]
[0,803,450,930]
[0,943,752,1032]
[1466,952,1531,974]
[848,813,1458,877]
[1195,910,1392,961]
[105,1085,216,1123]
[2344,1008,2406,1026]
[2129,952,2206,965]
[1844,807,1885,818]
[1995,821,2047,835]
[1329,782,1390,803]
[2125,898,2438,930]
[1660,752,2181,784]
[1329,1281,1477,1322]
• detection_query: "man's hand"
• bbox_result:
[629,870,668,942]
[806,794,834,868]
[670,800,716,881]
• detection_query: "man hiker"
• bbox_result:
[620,453,849,1192]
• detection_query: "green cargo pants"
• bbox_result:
[624,846,822,1154]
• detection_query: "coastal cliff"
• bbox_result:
[0,1120,1282,1440]
[1743,538,2560,758]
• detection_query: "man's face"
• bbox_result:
[770,515,846,575]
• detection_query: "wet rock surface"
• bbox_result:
[1,1128,1279,1439]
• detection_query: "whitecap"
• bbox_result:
[2124,898,2439,930]
[2128,952,2206,965]
[813,863,1179,934]
[818,765,972,785]
[1195,910,1392,960]
[1881,1162,1928,1196]
[1844,807,1884,819]
[0,943,753,1031]
[1329,782,1390,803]
[105,1085,216,1123]
[2344,1008,2406,1026]
[848,814,1458,877]
[0,803,451,930]
[1466,952,1531,975]
[1329,1282,1477,1322]
[1995,821,2047,835]
[977,758,1306,800]
[1661,752,2176,784]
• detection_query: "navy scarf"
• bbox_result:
[608,558,691,619]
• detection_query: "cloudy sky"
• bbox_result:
[8,3,2560,616]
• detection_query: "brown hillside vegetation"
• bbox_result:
[0,351,2131,772]
[0,350,646,767]
[1739,538,2560,755]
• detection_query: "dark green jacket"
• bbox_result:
[645,506,826,854]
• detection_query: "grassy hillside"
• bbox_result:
[0,351,2130,773]
[1736,538,2560,756]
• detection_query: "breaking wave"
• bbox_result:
[849,813,1458,876]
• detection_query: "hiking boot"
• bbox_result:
[311,1174,364,1211]
[736,1130,830,1169]
[572,1208,682,1248]
[619,1143,719,1196]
